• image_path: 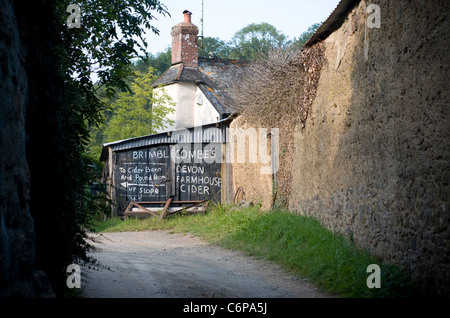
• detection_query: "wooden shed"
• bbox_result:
[100,118,235,217]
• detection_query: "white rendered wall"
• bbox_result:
[154,83,220,133]
[193,86,221,127]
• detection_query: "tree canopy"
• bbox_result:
[198,22,321,60]
[88,67,175,157]
[228,22,290,60]
[60,0,169,96]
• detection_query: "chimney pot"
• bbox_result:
[183,10,192,23]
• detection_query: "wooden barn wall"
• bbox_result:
[112,143,223,215]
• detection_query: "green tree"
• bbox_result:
[87,68,175,158]
[198,36,232,59]
[134,47,172,76]
[103,68,175,143]
[61,0,170,98]
[201,22,321,61]
[86,67,175,158]
[228,22,290,60]
[292,22,322,48]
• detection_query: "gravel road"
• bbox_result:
[82,230,330,298]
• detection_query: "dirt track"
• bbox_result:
[82,230,330,298]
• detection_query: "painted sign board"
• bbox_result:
[114,143,222,214]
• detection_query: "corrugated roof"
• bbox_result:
[100,115,236,161]
[305,0,361,47]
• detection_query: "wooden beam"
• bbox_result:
[158,198,173,222]
[124,200,209,220]
[168,200,209,216]
[132,200,205,205]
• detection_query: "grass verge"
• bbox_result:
[90,204,415,298]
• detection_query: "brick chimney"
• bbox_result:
[171,10,199,67]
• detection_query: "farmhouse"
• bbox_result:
[100,10,252,215]
[151,10,250,132]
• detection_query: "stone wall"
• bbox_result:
[0,0,53,297]
[0,0,36,297]
[288,0,450,295]
[228,116,274,210]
